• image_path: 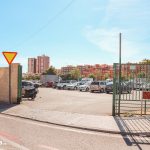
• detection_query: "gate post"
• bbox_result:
[17,65,22,104]
[112,63,116,116]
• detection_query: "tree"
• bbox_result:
[88,74,95,80]
[140,59,150,64]
[22,74,40,80]
[32,75,40,80]
[43,66,56,75]
[138,72,145,78]
[104,73,109,80]
[95,70,102,80]
[70,69,81,80]
[60,73,72,80]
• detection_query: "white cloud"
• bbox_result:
[83,0,150,63]
[84,27,140,57]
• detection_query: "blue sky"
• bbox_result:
[0,0,150,72]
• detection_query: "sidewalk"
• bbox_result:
[1,104,150,136]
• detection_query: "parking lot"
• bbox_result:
[21,88,112,116]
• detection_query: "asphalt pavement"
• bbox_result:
[2,88,113,116]
[1,88,150,137]
[0,114,150,150]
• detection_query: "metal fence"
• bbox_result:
[112,63,150,116]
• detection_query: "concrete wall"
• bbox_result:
[0,63,20,103]
[0,67,9,102]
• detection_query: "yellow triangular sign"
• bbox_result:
[2,52,17,64]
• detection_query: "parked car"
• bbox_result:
[52,81,58,89]
[105,81,132,94]
[90,81,106,93]
[66,82,84,90]
[78,81,91,92]
[57,80,77,89]
[32,80,42,87]
[43,81,54,88]
[140,82,150,91]
[22,80,38,99]
[125,81,137,90]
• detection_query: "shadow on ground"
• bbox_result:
[0,102,17,113]
[115,116,150,150]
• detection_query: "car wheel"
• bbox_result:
[106,91,109,94]
[63,86,66,90]
[74,87,77,90]
[127,90,131,94]
[31,94,36,99]
[86,87,89,92]
[100,89,104,93]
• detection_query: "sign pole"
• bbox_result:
[2,51,17,104]
[9,64,11,104]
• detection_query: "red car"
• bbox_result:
[44,81,54,88]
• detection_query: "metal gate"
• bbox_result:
[112,63,150,116]
[17,65,22,104]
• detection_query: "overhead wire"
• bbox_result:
[14,0,76,48]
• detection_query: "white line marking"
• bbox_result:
[38,144,59,150]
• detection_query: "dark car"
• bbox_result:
[22,81,38,99]
[52,81,58,88]
[105,81,131,94]
[140,82,150,91]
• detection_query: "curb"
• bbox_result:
[1,112,150,137]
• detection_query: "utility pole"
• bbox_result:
[118,33,122,116]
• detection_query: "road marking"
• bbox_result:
[0,131,20,143]
[38,144,59,150]
[0,135,29,150]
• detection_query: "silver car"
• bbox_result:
[66,82,84,90]
[78,82,91,92]
[57,80,77,89]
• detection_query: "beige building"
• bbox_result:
[28,55,50,74]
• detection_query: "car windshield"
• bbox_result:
[91,82,99,85]
[59,81,66,83]
[22,81,33,86]
[84,82,91,85]
[106,82,113,85]
[100,81,106,85]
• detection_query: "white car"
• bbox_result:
[57,80,77,89]
[78,82,91,92]
[66,82,84,90]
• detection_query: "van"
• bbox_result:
[90,81,106,93]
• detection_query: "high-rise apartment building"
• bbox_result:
[28,55,50,74]
[36,55,50,74]
[28,58,36,74]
